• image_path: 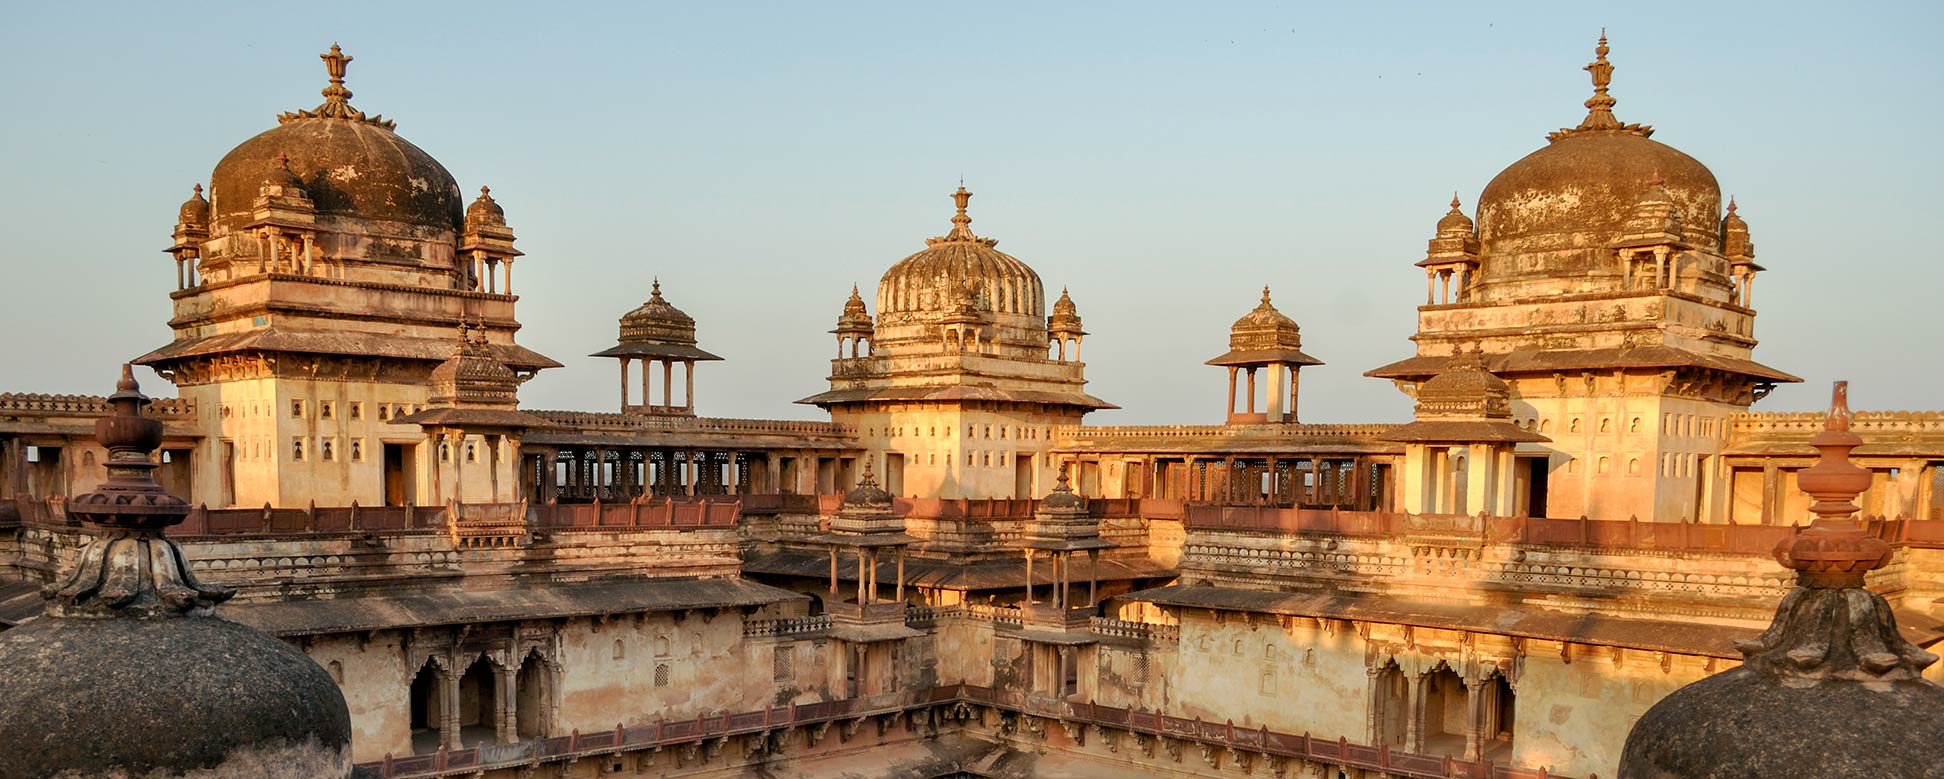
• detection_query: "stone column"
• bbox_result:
[684,360,695,412]
[1406,671,1427,752]
[442,666,461,750]
[1463,676,1483,760]
[496,665,516,744]
[1246,368,1258,414]
[1226,367,1238,418]
[1366,665,1386,745]
[619,358,631,409]
[662,361,675,409]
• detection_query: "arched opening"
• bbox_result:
[1372,662,1408,746]
[515,653,550,739]
[408,661,444,754]
[1481,673,1516,760]
[456,657,499,747]
[1419,666,1468,757]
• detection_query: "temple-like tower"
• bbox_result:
[800,186,1113,499]
[1369,34,1795,522]
[592,280,722,415]
[135,46,558,508]
[1206,286,1321,424]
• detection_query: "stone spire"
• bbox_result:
[1618,381,1944,779]
[278,43,394,129]
[1549,31,1653,141]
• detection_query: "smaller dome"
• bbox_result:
[428,325,520,408]
[1048,287,1084,334]
[466,185,506,226]
[835,284,873,333]
[842,462,893,508]
[1435,194,1474,234]
[177,184,210,227]
[263,151,306,192]
[1040,468,1086,512]
[1415,350,1512,411]
[876,187,1045,319]
[1233,286,1298,332]
[620,280,698,343]
[1722,197,1756,261]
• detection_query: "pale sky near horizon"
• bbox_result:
[1,2,1939,424]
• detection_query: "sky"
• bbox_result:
[1,2,1939,424]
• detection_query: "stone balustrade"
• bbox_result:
[0,392,196,418]
[743,614,832,638]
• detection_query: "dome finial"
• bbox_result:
[1549,30,1651,141]
[651,277,662,298]
[1728,195,1738,214]
[1449,191,1461,211]
[192,183,203,197]
[279,44,394,128]
[1261,285,1272,304]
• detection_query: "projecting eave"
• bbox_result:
[1205,348,1324,367]
[796,386,1118,410]
[391,407,562,430]
[589,343,724,361]
[1365,346,1801,384]
[134,329,564,370]
[1383,420,1549,444]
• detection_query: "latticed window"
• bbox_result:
[773,647,793,682]
[653,663,670,687]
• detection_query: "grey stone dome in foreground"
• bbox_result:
[0,367,353,779]
[1619,383,1944,779]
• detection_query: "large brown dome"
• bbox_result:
[1476,34,1723,274]
[1478,131,1720,254]
[877,187,1043,319]
[207,45,462,234]
[209,118,462,233]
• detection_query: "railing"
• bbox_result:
[529,411,856,438]
[1,495,743,537]
[0,393,196,418]
[1183,505,1944,553]
[1729,409,1944,434]
[739,494,823,514]
[1053,422,1399,441]
[356,685,1580,779]
[743,614,831,638]
[1089,616,1179,642]
[531,497,739,529]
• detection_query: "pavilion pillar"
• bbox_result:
[828,547,839,596]
[1246,368,1258,414]
[1406,672,1426,752]
[619,357,631,409]
[1463,676,1485,760]
[1226,367,1238,418]
[1024,551,1034,605]
[684,360,695,412]
[895,548,905,604]
[663,360,674,409]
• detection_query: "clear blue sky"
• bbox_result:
[2,2,1939,422]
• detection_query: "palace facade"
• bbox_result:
[3,37,1942,779]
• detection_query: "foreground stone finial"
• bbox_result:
[1618,381,1944,779]
[51,365,231,618]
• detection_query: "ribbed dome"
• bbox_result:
[877,187,1044,319]
[620,280,697,343]
[1476,35,1721,260]
[208,47,461,233]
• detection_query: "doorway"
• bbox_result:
[1014,453,1035,498]
[885,453,905,496]
[384,444,415,507]
[1523,456,1549,518]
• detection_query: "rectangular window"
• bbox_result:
[350,440,364,462]
[348,402,362,421]
[321,439,335,462]
[320,402,333,420]
[291,438,305,461]
[291,400,305,418]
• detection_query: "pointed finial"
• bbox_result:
[320,44,354,106]
[1449,192,1461,211]
[651,277,661,298]
[1727,196,1738,215]
[192,183,203,197]
[1261,285,1272,304]
[1649,168,1664,188]
[480,185,491,197]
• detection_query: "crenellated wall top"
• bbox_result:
[0,393,197,418]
